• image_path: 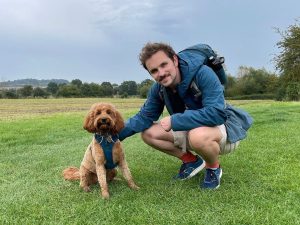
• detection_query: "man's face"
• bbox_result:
[145,51,180,88]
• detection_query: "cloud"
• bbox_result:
[0,0,198,45]
[2,0,300,83]
[0,0,100,43]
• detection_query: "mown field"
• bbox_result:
[0,98,299,225]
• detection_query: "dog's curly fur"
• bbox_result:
[63,103,139,199]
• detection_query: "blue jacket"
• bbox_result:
[119,48,253,143]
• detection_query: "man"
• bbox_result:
[119,42,253,189]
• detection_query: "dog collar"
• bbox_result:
[94,134,119,144]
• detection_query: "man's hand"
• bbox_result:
[160,116,171,132]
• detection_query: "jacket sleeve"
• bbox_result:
[119,83,164,141]
[171,65,227,131]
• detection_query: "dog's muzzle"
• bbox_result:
[96,117,112,130]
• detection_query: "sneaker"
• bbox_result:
[174,156,205,180]
[201,167,223,189]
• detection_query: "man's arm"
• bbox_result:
[119,83,164,141]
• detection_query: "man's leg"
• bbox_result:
[188,126,222,164]
[141,123,205,179]
[141,123,183,158]
[188,126,223,189]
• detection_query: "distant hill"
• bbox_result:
[0,79,69,89]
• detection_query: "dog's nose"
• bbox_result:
[101,118,107,124]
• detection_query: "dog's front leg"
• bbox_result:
[95,163,110,199]
[117,151,139,190]
[119,159,139,190]
[93,141,110,199]
[113,142,139,190]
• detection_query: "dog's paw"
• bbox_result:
[129,183,140,190]
[82,186,91,192]
[101,191,110,200]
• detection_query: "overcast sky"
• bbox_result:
[0,0,299,84]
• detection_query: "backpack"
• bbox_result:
[159,43,227,102]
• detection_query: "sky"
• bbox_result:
[0,0,299,84]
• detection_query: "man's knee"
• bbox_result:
[141,129,150,142]
[188,127,222,149]
[141,126,156,143]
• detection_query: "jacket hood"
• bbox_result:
[176,49,207,96]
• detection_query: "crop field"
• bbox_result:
[0,98,299,225]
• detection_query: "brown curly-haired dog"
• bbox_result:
[63,103,139,199]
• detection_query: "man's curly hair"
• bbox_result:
[139,42,176,70]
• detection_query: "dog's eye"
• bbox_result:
[96,110,101,115]
[106,110,111,114]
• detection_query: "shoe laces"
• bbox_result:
[205,168,218,182]
[178,162,188,174]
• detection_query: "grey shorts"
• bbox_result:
[172,124,240,155]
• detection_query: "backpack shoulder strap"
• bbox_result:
[158,85,174,115]
[189,77,202,99]
[159,78,202,102]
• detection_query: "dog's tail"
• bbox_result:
[63,167,80,180]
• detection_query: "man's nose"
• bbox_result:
[157,67,165,76]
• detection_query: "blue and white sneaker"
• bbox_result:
[174,156,205,180]
[201,167,223,189]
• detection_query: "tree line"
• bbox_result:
[0,66,291,100]
[0,79,155,99]
[0,20,299,100]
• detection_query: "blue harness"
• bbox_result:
[94,134,119,169]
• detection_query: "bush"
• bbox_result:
[139,85,151,98]
[121,92,128,98]
[275,86,286,101]
[33,87,50,98]
[286,82,300,101]
[3,89,18,99]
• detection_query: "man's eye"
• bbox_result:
[150,69,158,74]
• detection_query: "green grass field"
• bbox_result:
[0,98,299,225]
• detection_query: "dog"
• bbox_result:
[63,102,139,199]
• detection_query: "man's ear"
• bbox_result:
[173,54,178,67]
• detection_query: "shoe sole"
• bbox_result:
[182,161,206,180]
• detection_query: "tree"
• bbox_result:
[81,83,93,97]
[57,85,81,97]
[286,82,300,101]
[71,79,83,88]
[225,66,279,99]
[138,79,154,98]
[90,83,104,97]
[33,87,49,98]
[80,83,103,97]
[47,82,59,95]
[275,20,300,100]
[3,89,18,99]
[224,75,238,97]
[112,83,119,95]
[100,82,114,97]
[140,79,154,87]
[119,81,137,96]
[19,85,33,97]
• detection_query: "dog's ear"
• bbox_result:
[83,110,96,133]
[114,110,125,134]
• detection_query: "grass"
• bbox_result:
[0,98,299,225]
